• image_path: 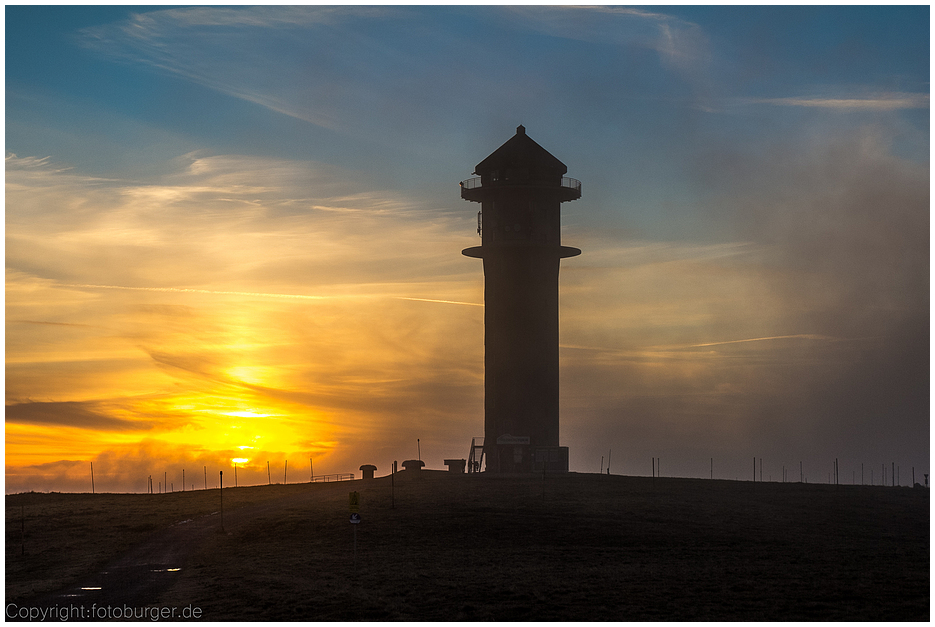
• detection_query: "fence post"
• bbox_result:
[219,471,224,532]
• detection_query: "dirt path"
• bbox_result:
[8,489,325,621]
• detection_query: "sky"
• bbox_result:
[5,5,929,493]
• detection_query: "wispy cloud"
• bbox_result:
[59,283,484,307]
[6,401,157,431]
[507,5,710,77]
[75,6,407,131]
[62,283,334,301]
[737,92,929,110]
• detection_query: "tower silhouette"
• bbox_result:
[461,125,581,473]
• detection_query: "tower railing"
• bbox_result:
[561,177,582,193]
[459,177,581,193]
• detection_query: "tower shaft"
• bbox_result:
[483,248,561,469]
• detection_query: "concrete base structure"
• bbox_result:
[444,459,466,473]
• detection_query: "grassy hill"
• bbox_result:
[6,471,929,620]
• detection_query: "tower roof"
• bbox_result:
[473,125,568,177]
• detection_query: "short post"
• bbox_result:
[219,471,224,532]
[391,461,396,509]
[204,466,207,490]
[90,462,95,494]
[608,449,611,475]
[349,491,360,572]
[285,460,288,484]
[600,456,604,475]
[268,461,271,485]
[182,469,185,491]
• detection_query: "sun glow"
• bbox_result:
[223,411,274,418]
[231,457,250,464]
[225,366,275,386]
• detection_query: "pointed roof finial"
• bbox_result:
[472,125,568,176]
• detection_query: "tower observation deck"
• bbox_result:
[461,125,580,473]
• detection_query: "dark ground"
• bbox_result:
[6,471,929,621]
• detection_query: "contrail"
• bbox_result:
[396,296,483,307]
[689,334,834,348]
[60,283,483,307]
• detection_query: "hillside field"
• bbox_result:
[6,471,929,621]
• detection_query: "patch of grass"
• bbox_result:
[6,473,929,620]
[170,472,928,620]
[5,483,326,600]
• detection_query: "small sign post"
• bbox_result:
[349,492,361,570]
[219,471,224,533]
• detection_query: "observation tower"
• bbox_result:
[461,125,580,473]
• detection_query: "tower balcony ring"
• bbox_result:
[459,177,581,203]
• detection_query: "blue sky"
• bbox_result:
[5,5,929,491]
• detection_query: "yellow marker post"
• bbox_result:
[349,491,361,571]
